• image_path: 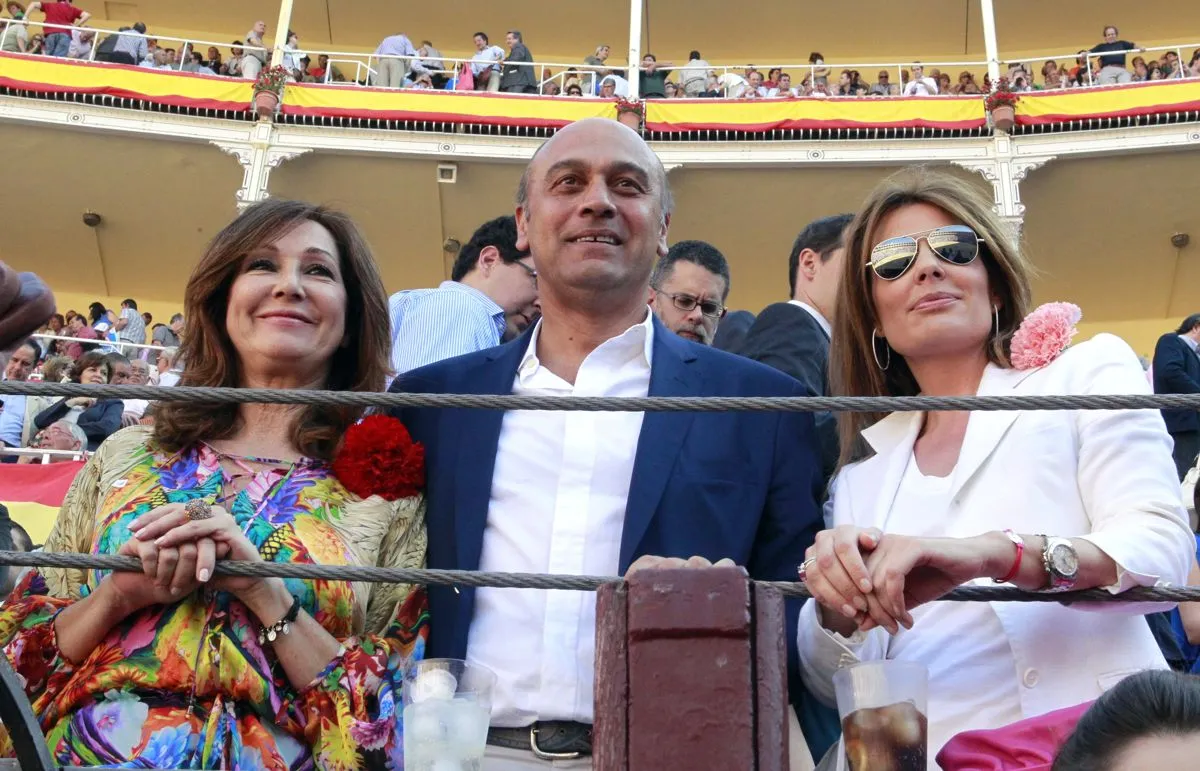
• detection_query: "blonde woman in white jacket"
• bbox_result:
[797,168,1192,763]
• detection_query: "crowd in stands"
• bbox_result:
[3,6,1199,101]
[0,299,183,462]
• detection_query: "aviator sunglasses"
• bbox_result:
[867,225,983,281]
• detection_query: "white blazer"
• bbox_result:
[799,334,1193,729]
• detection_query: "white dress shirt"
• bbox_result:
[467,310,655,727]
[788,300,832,338]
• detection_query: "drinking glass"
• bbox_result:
[402,658,497,771]
[833,661,929,771]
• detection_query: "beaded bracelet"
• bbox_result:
[258,595,301,644]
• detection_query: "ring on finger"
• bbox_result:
[798,558,817,582]
[185,498,214,522]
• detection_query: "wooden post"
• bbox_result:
[594,567,789,770]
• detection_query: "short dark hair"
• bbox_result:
[1177,314,1200,335]
[644,53,656,62]
[450,215,529,282]
[788,214,855,297]
[474,32,489,44]
[651,240,732,301]
[104,351,131,371]
[70,351,110,383]
[1053,670,1200,771]
[507,30,522,42]
[19,338,40,362]
[689,50,701,60]
[121,298,137,310]
[1103,25,1119,35]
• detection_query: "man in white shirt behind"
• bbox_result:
[903,62,939,95]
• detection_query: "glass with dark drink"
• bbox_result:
[833,661,929,771]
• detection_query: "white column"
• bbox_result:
[979,0,1001,83]
[212,127,310,212]
[271,0,296,67]
[626,0,644,99]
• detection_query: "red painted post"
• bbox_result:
[593,567,789,771]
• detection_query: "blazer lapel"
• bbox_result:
[619,322,701,570]
[948,364,1030,501]
[859,412,922,531]
[453,334,532,572]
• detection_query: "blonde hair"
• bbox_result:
[830,167,1034,467]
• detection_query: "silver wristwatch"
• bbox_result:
[1038,536,1079,593]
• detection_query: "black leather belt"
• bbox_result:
[486,721,593,759]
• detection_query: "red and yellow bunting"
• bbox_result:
[1016,79,1200,125]
[645,95,986,132]
[283,82,615,127]
[0,461,84,544]
[0,51,252,111]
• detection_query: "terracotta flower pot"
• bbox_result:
[990,104,1015,132]
[617,110,642,131]
[254,90,280,121]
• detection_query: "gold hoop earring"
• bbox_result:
[871,329,891,371]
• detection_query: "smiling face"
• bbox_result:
[224,220,347,385]
[80,363,108,385]
[869,202,996,365]
[516,119,670,306]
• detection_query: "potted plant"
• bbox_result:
[985,76,1019,132]
[615,96,644,131]
[252,65,289,121]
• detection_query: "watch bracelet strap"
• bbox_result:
[1035,534,1074,592]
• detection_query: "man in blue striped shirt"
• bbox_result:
[389,215,540,379]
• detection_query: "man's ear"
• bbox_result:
[515,206,530,252]
[477,245,501,275]
[656,212,671,258]
[647,285,658,305]
[797,247,820,281]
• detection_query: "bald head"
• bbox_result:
[516,118,674,216]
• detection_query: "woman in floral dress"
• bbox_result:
[0,199,428,769]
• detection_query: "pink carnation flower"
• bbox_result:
[1009,302,1082,370]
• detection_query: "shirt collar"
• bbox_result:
[1181,334,1199,353]
[437,281,506,332]
[518,308,654,381]
[788,300,832,337]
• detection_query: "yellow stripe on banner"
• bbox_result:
[5,503,58,546]
[284,83,616,126]
[646,96,986,132]
[1018,80,1200,123]
[0,52,251,107]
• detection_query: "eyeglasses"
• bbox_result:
[515,260,538,285]
[654,289,726,319]
[867,225,983,281]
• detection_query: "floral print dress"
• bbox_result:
[0,426,428,770]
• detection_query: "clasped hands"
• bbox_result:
[803,526,1002,635]
[110,503,267,615]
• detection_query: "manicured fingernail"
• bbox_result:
[170,587,179,595]
[853,596,867,612]
[198,569,210,583]
[841,604,857,618]
[859,579,872,592]
[129,522,142,531]
[154,537,166,546]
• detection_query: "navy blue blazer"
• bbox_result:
[390,316,825,692]
[1153,333,1200,434]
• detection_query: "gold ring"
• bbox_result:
[798,558,817,582]
[184,499,214,521]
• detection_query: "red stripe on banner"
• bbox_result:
[0,74,250,111]
[279,103,580,128]
[1017,98,1200,125]
[644,116,988,132]
[0,461,84,507]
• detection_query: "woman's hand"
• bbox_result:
[66,397,94,408]
[858,534,1005,633]
[131,502,265,598]
[803,526,899,634]
[112,536,221,612]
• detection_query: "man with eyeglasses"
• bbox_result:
[648,240,730,346]
[388,215,540,383]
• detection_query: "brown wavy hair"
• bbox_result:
[154,199,390,461]
[830,167,1034,467]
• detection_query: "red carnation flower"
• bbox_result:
[332,415,425,501]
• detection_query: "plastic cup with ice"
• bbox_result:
[403,659,497,771]
[833,661,929,771]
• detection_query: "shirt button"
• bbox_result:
[1022,668,1040,688]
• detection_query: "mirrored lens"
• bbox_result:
[870,238,918,280]
[927,226,979,266]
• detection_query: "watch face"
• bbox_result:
[1051,545,1079,577]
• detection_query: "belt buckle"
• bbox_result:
[529,724,582,761]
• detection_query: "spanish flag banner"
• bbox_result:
[0,52,251,112]
[1016,80,1200,125]
[0,461,83,545]
[283,83,616,127]
[645,95,987,132]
